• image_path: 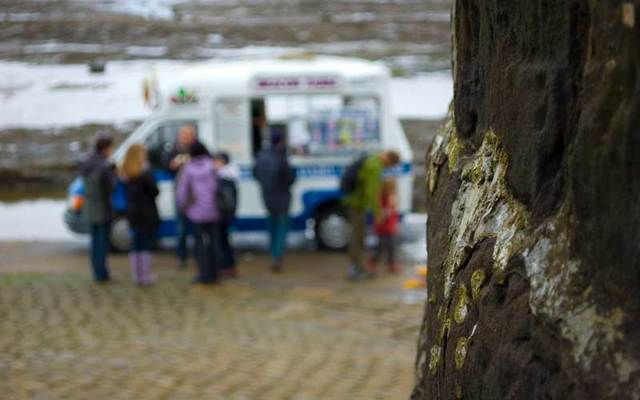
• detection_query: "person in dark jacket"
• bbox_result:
[80,133,116,282]
[176,142,221,285]
[253,132,296,272]
[120,144,160,285]
[213,151,240,278]
[164,124,197,269]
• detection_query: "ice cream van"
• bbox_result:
[64,54,413,251]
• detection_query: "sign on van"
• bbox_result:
[254,76,340,91]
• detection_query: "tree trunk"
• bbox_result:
[413,1,640,399]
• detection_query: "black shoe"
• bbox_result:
[270,262,283,273]
[191,277,218,285]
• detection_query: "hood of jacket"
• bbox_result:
[185,155,214,176]
[80,153,108,176]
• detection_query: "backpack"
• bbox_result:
[216,177,238,224]
[340,155,367,194]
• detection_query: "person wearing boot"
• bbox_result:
[120,144,160,285]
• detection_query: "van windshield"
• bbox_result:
[257,94,380,157]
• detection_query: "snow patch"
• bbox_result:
[0,59,451,129]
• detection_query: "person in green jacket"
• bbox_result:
[344,150,400,280]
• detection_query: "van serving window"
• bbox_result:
[259,94,380,157]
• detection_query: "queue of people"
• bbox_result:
[80,125,401,286]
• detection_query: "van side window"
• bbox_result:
[145,120,198,169]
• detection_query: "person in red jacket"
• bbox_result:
[367,179,400,275]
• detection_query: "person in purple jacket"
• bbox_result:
[176,141,221,285]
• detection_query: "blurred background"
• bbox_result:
[0,1,451,398]
[0,0,452,223]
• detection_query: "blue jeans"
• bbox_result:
[193,222,221,283]
[267,213,289,262]
[131,230,154,252]
[176,211,191,264]
[90,223,110,281]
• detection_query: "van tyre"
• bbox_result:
[109,215,131,253]
[314,204,350,251]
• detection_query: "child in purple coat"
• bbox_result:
[176,141,221,284]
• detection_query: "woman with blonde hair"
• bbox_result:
[120,143,160,285]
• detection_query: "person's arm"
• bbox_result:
[283,157,296,186]
[252,154,262,183]
[145,171,160,198]
[100,163,116,206]
[161,146,177,172]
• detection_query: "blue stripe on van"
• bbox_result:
[239,162,412,180]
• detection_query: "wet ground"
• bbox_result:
[0,241,426,399]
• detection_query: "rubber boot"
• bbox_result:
[140,252,156,285]
[129,251,142,284]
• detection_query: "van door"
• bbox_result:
[213,99,267,223]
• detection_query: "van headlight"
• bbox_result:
[68,195,84,212]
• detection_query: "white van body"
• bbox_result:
[101,55,413,250]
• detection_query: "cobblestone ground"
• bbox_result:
[0,242,422,399]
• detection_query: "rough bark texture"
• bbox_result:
[413,1,640,399]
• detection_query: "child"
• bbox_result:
[120,144,160,285]
[213,151,239,278]
[367,179,400,275]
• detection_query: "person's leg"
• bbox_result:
[130,230,143,284]
[138,232,155,284]
[226,224,236,272]
[274,213,288,260]
[192,223,207,282]
[386,234,399,274]
[220,223,231,269]
[347,207,365,279]
[266,214,277,257]
[93,223,111,282]
[270,213,288,271]
[208,223,221,283]
[176,212,189,268]
[90,223,98,276]
[367,234,383,274]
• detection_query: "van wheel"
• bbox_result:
[315,205,350,251]
[109,215,131,253]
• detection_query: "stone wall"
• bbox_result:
[413,1,640,399]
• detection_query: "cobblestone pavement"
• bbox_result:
[0,242,423,399]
